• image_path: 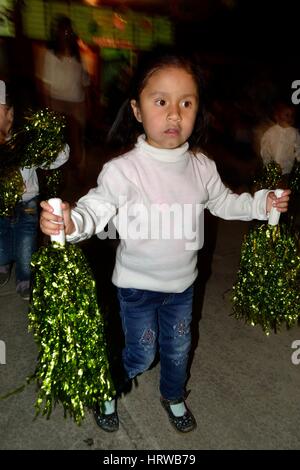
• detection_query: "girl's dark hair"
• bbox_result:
[107,46,208,153]
[49,15,80,61]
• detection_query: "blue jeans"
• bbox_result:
[0,197,39,282]
[117,285,194,401]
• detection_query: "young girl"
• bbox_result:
[40,49,290,433]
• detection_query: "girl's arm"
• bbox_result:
[205,159,290,220]
[40,161,124,242]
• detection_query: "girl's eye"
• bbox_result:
[181,100,192,108]
[155,99,166,106]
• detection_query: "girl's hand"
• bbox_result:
[266,189,291,214]
[40,200,75,236]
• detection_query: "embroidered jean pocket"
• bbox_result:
[118,288,146,306]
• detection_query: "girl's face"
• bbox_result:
[131,66,199,149]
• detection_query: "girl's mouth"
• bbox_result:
[164,128,180,136]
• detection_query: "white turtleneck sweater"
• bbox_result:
[67,135,269,293]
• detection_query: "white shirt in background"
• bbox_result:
[260,124,300,174]
[42,50,90,103]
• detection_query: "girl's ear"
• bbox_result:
[130,99,142,123]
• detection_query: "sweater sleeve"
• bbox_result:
[39,143,70,170]
[66,161,128,243]
[205,159,268,221]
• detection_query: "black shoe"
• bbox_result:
[160,397,197,433]
[93,403,119,432]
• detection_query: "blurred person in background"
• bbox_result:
[260,101,300,180]
[40,15,90,183]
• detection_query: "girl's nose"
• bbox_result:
[167,105,181,122]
